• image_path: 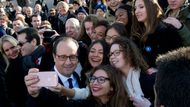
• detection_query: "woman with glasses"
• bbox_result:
[26,65,129,107]
[109,36,155,107]
[87,65,128,107]
[105,22,129,45]
[0,35,28,107]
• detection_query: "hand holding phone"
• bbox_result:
[31,72,58,87]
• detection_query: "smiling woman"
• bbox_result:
[131,0,182,68]
[0,35,28,107]
[105,22,128,44]
[88,65,129,107]
[109,36,154,107]
[0,35,19,60]
[26,65,129,107]
[115,4,132,34]
[87,39,110,68]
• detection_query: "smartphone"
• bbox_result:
[31,72,58,87]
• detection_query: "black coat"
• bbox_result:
[5,56,28,107]
[52,12,76,35]
[142,21,182,67]
[26,71,86,107]
[158,0,168,11]
[25,16,32,27]
[48,15,57,27]
[22,45,54,73]
[30,94,108,107]
[140,72,156,107]
[0,53,13,107]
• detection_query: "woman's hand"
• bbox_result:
[147,67,157,75]
[48,83,65,95]
[130,96,151,107]
[49,84,75,97]
[163,17,182,29]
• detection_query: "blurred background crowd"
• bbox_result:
[0,0,190,107]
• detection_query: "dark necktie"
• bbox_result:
[67,78,73,88]
[35,59,39,65]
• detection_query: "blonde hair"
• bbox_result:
[41,20,52,29]
[0,35,19,71]
[66,18,80,31]
[0,35,18,53]
[56,1,69,11]
[0,14,9,22]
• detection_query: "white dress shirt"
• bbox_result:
[54,66,79,88]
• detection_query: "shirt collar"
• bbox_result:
[54,66,74,84]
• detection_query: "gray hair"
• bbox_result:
[66,18,80,31]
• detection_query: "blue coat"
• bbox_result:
[0,26,6,37]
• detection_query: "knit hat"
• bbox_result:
[77,7,88,15]
[95,4,107,13]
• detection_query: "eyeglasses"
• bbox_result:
[105,35,118,41]
[18,41,28,47]
[56,54,78,61]
[89,76,110,84]
[109,50,123,57]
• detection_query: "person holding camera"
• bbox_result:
[25,37,86,107]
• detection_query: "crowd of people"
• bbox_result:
[0,0,190,107]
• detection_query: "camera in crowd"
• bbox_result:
[43,30,56,44]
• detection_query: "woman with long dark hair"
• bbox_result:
[131,0,182,70]
[109,36,154,107]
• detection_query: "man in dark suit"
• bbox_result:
[50,36,83,88]
[17,27,54,72]
[25,37,84,107]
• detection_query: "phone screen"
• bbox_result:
[31,72,58,87]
